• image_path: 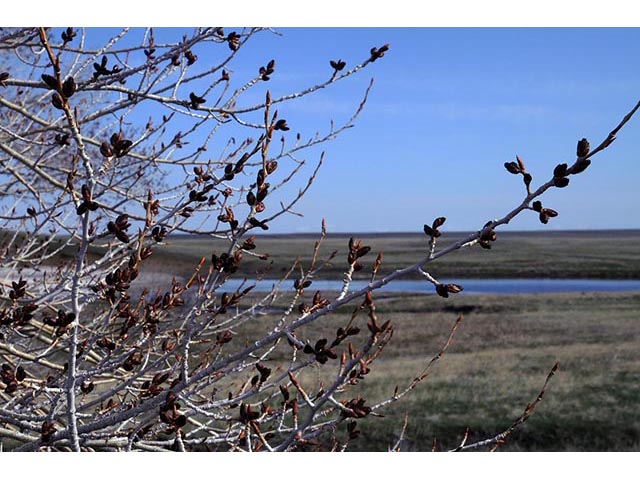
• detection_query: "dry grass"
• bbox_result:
[222,290,640,450]
[146,230,640,280]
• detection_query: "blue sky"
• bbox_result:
[45,27,640,233]
[233,28,640,233]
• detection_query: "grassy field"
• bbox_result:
[4,229,639,450]
[245,290,640,451]
[146,230,640,280]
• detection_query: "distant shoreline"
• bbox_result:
[166,228,640,239]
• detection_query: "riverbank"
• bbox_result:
[145,230,640,280]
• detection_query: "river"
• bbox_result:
[219,278,640,295]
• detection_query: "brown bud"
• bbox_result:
[432,217,446,229]
[274,119,289,131]
[330,59,346,71]
[265,160,278,174]
[51,93,64,110]
[504,161,521,174]
[100,142,114,157]
[577,138,590,157]
[553,177,570,188]
[553,163,568,178]
[0,71,9,88]
[435,284,449,298]
[41,74,58,90]
[62,77,76,98]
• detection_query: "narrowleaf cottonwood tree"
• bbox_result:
[0,27,638,451]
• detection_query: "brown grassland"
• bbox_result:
[132,230,640,451]
[13,229,637,450]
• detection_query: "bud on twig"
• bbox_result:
[577,138,590,157]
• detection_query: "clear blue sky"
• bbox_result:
[235,28,640,233]
[74,28,640,233]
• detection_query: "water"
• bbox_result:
[219,278,640,295]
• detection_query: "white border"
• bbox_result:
[2,1,639,26]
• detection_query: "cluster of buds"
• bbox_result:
[183,50,197,66]
[216,330,233,346]
[250,363,272,388]
[330,59,346,72]
[54,133,70,146]
[213,288,251,315]
[240,235,256,251]
[347,237,371,271]
[259,59,275,81]
[100,132,132,158]
[9,277,27,301]
[143,35,155,60]
[347,359,371,385]
[107,213,131,243]
[238,403,260,423]
[106,264,138,293]
[188,92,206,109]
[61,27,76,43]
[333,325,361,348]
[151,225,167,242]
[140,371,171,398]
[303,338,338,364]
[92,55,121,80]
[42,73,76,110]
[144,191,160,217]
[76,184,99,215]
[159,391,187,433]
[364,291,390,335]
[273,119,289,131]
[297,290,330,316]
[532,200,558,224]
[193,166,212,184]
[218,206,239,230]
[188,183,213,203]
[435,283,464,298]
[80,379,95,394]
[341,397,371,419]
[552,163,570,188]
[574,138,591,173]
[423,216,446,238]
[96,336,116,352]
[227,31,240,51]
[1,364,26,394]
[245,159,277,223]
[41,421,56,444]
[211,251,242,274]
[479,221,497,249]
[122,351,142,372]
[2,303,37,327]
[117,300,140,338]
[549,137,592,185]
[158,282,186,311]
[369,44,389,62]
[42,309,75,337]
[504,155,533,193]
